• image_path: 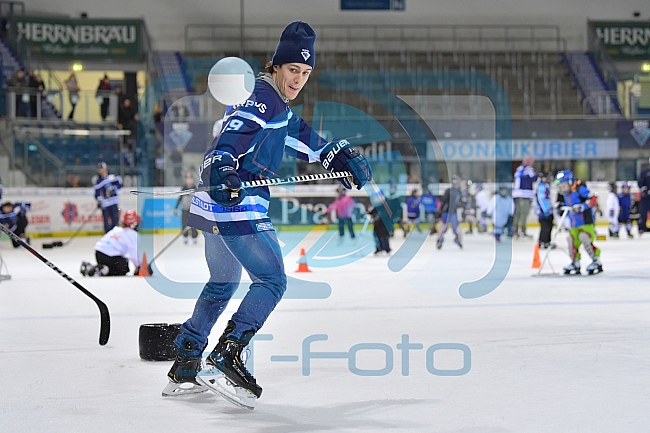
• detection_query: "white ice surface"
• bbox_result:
[1,228,649,433]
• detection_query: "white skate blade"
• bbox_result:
[197,368,257,410]
[162,380,209,397]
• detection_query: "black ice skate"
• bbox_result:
[80,261,91,276]
[436,237,444,250]
[162,341,208,397]
[585,258,603,275]
[563,260,581,275]
[197,324,260,410]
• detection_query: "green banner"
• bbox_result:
[13,16,142,60]
[589,21,650,60]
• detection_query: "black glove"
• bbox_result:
[320,139,372,190]
[203,150,246,207]
[97,201,102,209]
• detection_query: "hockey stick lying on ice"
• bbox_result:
[43,206,101,249]
[130,171,354,197]
[0,223,110,346]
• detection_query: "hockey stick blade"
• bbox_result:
[0,224,111,345]
[130,171,353,197]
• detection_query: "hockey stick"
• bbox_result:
[0,223,110,345]
[535,206,571,276]
[43,207,101,249]
[130,171,354,197]
[152,226,188,263]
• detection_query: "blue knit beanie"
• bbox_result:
[271,21,316,68]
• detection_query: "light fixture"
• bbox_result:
[72,63,83,72]
[642,63,650,73]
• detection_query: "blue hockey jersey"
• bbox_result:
[94,174,122,208]
[556,181,597,227]
[0,202,30,232]
[188,74,327,235]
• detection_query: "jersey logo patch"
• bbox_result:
[256,222,273,232]
[301,49,311,61]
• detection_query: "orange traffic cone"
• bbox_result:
[531,244,541,269]
[296,248,311,273]
[138,252,151,277]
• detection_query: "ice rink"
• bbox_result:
[1,226,649,433]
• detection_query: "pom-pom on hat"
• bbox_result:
[271,21,316,68]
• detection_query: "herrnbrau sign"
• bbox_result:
[13,16,143,60]
[589,21,650,60]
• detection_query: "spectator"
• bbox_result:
[173,172,199,244]
[0,201,30,247]
[96,75,111,121]
[9,69,31,118]
[65,73,80,120]
[171,100,190,119]
[114,85,127,107]
[29,71,45,118]
[536,172,554,248]
[638,157,650,234]
[94,162,123,233]
[512,156,538,238]
[327,187,356,239]
[118,98,139,147]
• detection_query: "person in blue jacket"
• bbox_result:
[618,181,633,238]
[1,201,30,247]
[535,172,554,249]
[93,162,123,233]
[163,21,372,408]
[404,189,422,234]
[421,187,439,235]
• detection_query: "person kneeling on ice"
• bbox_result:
[80,210,150,276]
[0,201,30,248]
[162,21,372,410]
[554,170,603,275]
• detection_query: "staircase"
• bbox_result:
[154,51,197,117]
[562,52,621,116]
[0,37,61,120]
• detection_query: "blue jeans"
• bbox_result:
[102,204,119,233]
[177,230,287,356]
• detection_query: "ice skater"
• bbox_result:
[437,175,463,249]
[491,185,514,242]
[163,21,372,409]
[554,170,602,275]
[618,181,633,238]
[367,190,391,254]
[405,189,422,234]
[326,187,356,239]
[94,162,123,233]
[605,181,620,238]
[80,210,147,277]
[536,172,554,248]
[0,200,30,248]
[173,172,199,244]
[421,187,440,235]
[474,183,490,233]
